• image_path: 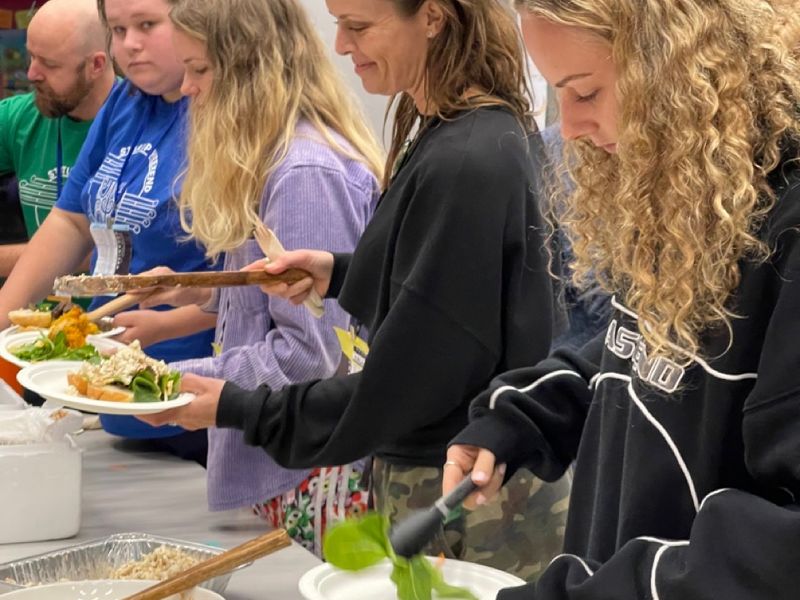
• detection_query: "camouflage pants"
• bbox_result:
[372,458,571,582]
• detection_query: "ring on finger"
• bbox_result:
[443,460,462,471]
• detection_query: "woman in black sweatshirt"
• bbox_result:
[444,0,800,598]
[141,0,570,579]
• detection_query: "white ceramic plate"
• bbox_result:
[0,331,129,369]
[298,558,525,600]
[0,579,224,599]
[16,361,194,415]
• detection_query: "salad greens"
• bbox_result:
[34,298,62,312]
[130,369,182,403]
[11,331,99,362]
[323,513,478,600]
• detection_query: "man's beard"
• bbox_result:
[34,66,92,118]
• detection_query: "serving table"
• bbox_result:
[0,430,323,599]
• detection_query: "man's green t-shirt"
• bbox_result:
[0,93,93,238]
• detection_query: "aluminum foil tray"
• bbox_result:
[0,532,241,594]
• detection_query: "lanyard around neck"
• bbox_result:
[56,118,63,199]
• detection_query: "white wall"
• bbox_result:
[298,1,549,139]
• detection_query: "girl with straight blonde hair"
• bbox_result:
[128,0,382,555]
[444,0,800,598]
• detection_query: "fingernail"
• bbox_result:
[499,464,507,475]
[476,494,487,506]
[473,471,489,484]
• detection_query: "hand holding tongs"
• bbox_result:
[388,474,480,558]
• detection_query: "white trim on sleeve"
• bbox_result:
[489,370,584,410]
[548,553,595,577]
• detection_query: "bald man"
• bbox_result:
[0,0,116,277]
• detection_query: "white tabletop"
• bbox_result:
[0,430,323,599]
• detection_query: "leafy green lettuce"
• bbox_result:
[131,369,181,403]
[11,331,99,362]
[323,513,478,600]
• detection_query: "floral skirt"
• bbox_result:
[253,465,367,558]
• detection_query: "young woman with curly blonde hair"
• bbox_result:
[445,0,800,598]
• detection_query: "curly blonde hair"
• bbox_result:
[517,0,800,361]
[166,0,384,259]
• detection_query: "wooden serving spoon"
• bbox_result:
[122,529,291,600]
[84,292,157,322]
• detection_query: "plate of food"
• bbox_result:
[16,342,193,415]
[0,330,127,369]
[298,558,525,600]
[4,300,125,340]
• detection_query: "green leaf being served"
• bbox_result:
[323,513,478,600]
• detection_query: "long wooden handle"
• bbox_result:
[84,292,154,321]
[125,270,308,289]
[55,268,310,296]
[123,529,291,600]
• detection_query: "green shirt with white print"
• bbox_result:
[0,92,93,238]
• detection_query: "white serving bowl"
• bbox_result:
[299,558,525,600]
[0,579,225,599]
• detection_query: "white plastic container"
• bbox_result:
[0,379,25,410]
[0,436,82,544]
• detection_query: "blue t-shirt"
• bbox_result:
[57,83,215,438]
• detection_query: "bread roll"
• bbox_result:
[8,309,52,328]
[85,382,134,403]
[67,373,89,396]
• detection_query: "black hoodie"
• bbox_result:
[217,107,558,468]
[452,157,800,600]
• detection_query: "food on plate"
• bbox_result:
[9,331,100,363]
[6,309,51,329]
[7,296,72,329]
[7,300,106,342]
[67,341,181,403]
[48,306,100,347]
[110,546,201,580]
[8,306,105,362]
[323,513,478,600]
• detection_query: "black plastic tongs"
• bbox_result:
[388,475,480,558]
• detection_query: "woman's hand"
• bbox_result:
[242,250,334,305]
[125,266,213,308]
[442,444,506,510]
[136,372,224,430]
[112,309,169,347]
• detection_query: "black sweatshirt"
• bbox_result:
[217,107,556,468]
[452,158,800,600]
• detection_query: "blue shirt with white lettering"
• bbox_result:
[57,83,215,438]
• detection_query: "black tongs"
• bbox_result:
[388,475,479,559]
